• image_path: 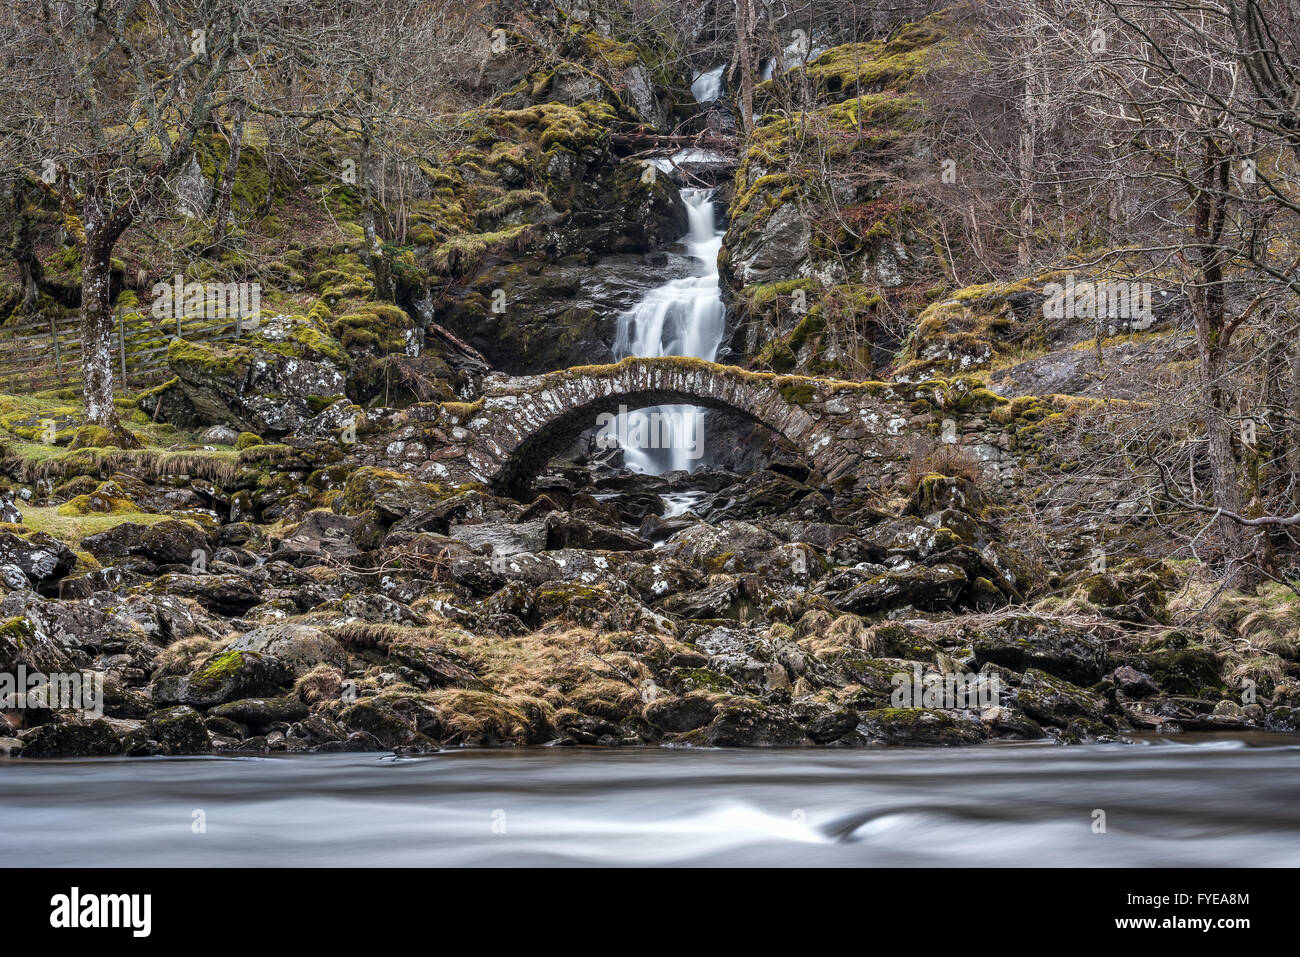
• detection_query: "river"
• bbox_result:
[3,735,1298,866]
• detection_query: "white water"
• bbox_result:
[612,188,725,474]
[4,740,1299,866]
[690,64,725,103]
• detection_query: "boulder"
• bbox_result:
[838,563,968,613]
[165,315,349,436]
[146,574,260,615]
[145,705,212,754]
[141,520,212,567]
[645,693,717,733]
[150,650,289,707]
[968,616,1109,685]
[698,699,809,747]
[857,708,987,746]
[544,510,651,551]
[0,532,76,589]
[0,614,74,675]
[1013,668,1109,728]
[224,623,347,679]
[208,696,310,726]
[19,719,123,758]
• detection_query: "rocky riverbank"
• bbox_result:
[1,442,1293,758]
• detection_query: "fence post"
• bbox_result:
[117,304,128,389]
[48,314,63,383]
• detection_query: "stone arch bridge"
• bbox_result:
[350,357,1017,498]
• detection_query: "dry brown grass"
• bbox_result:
[904,441,985,490]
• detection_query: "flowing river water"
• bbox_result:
[3,736,1299,866]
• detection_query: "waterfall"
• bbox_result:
[612,188,726,474]
[690,65,725,103]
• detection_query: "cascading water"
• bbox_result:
[612,188,726,474]
[690,65,725,103]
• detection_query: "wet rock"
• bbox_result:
[1121,644,1223,697]
[805,708,861,743]
[644,693,717,732]
[702,471,828,521]
[339,699,433,750]
[101,675,154,719]
[1111,665,1159,698]
[980,705,1045,740]
[1013,669,1109,728]
[146,705,212,754]
[208,696,310,727]
[544,510,650,551]
[697,699,809,747]
[19,719,123,758]
[968,616,1109,685]
[857,708,987,746]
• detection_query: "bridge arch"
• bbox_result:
[462,358,860,497]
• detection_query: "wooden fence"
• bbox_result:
[0,307,253,395]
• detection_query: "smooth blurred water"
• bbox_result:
[3,735,1298,866]
[691,65,725,103]
[612,188,726,474]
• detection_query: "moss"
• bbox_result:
[55,481,140,516]
[0,616,36,647]
[768,11,957,103]
[776,378,817,404]
[167,337,247,378]
[329,303,415,356]
[235,432,263,450]
[189,650,254,693]
[69,424,142,450]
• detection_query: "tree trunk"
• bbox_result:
[1197,332,1254,587]
[79,235,119,427]
[359,129,393,301]
[210,103,245,245]
[734,0,756,137]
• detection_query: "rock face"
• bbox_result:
[164,315,349,436]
